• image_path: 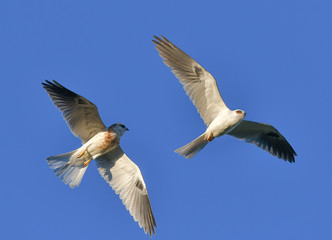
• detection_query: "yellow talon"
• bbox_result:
[205,133,214,142]
[83,159,91,167]
[208,136,215,142]
[77,150,85,158]
[206,133,215,142]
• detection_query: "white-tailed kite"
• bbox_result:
[153,36,296,162]
[42,80,156,236]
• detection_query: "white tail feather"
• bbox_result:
[47,150,88,188]
[175,133,209,159]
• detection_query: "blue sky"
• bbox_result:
[1,0,331,239]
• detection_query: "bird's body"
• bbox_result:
[76,128,121,163]
[50,128,119,166]
[175,107,246,158]
[43,80,156,236]
[206,108,246,139]
[153,35,296,162]
[46,128,122,188]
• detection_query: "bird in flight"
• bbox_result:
[42,80,156,236]
[153,36,296,162]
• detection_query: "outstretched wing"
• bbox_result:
[153,35,228,127]
[95,146,156,236]
[42,80,106,143]
[227,120,297,162]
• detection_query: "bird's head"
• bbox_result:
[108,123,129,137]
[233,109,246,121]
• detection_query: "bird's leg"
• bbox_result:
[83,159,91,167]
[77,149,85,158]
[78,149,92,167]
[206,133,215,142]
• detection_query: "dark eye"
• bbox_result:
[236,110,242,114]
[120,124,125,128]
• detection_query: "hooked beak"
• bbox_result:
[126,127,129,131]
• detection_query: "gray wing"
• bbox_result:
[227,120,297,162]
[95,146,156,236]
[153,35,228,127]
[42,80,106,143]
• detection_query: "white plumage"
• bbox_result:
[153,36,296,162]
[43,80,156,236]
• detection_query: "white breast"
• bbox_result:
[83,131,119,159]
[207,110,243,137]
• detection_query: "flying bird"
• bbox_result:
[153,36,296,162]
[42,80,156,236]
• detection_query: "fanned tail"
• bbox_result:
[47,150,88,188]
[175,133,209,159]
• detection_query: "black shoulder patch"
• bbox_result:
[194,66,204,81]
[135,180,144,191]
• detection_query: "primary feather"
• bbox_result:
[96,146,156,236]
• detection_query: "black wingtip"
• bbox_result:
[42,80,78,100]
[287,146,297,163]
[153,35,170,44]
[152,35,162,43]
[42,80,58,88]
[287,156,295,163]
[41,80,50,86]
[279,149,296,163]
[161,35,169,42]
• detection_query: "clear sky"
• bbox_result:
[1,0,331,239]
